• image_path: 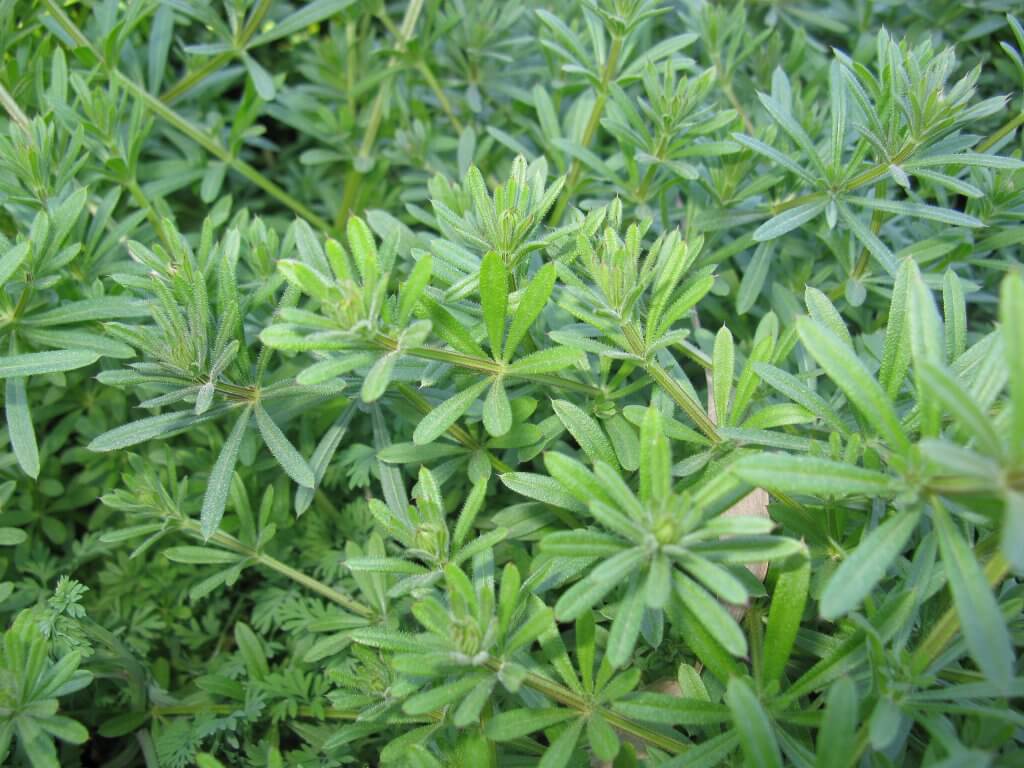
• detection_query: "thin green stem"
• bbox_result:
[41,0,334,235]
[976,110,1024,152]
[549,35,624,226]
[0,80,31,131]
[376,334,604,397]
[485,661,691,755]
[335,0,425,228]
[713,58,753,134]
[622,323,721,442]
[177,519,374,618]
[160,0,275,103]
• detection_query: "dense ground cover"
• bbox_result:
[0,1,1022,766]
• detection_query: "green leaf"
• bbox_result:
[585,712,619,762]
[413,378,490,445]
[1001,271,1024,459]
[733,454,890,497]
[932,501,1014,686]
[6,377,39,478]
[816,678,858,768]
[918,362,1002,458]
[0,528,27,546]
[613,694,731,725]
[847,196,984,228]
[89,410,215,451]
[763,553,810,685]
[503,262,555,361]
[675,574,746,656]
[398,254,432,325]
[820,510,920,620]
[725,677,782,768]
[752,363,846,433]
[712,327,734,422]
[796,316,909,452]
[942,270,967,362]
[552,399,617,468]
[805,286,852,348]
[538,717,584,768]
[361,352,397,402]
[479,251,508,356]
[507,347,584,374]
[235,622,269,678]
[753,200,827,242]
[255,405,315,488]
[201,407,252,539]
[404,674,489,715]
[606,579,644,668]
[483,378,512,437]
[638,406,670,504]
[0,241,30,286]
[0,349,100,378]
[500,472,587,512]
[485,708,577,740]
[1003,492,1024,574]
[164,547,243,565]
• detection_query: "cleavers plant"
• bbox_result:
[0,1,1022,766]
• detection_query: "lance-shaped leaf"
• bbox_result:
[413,378,490,445]
[201,407,253,539]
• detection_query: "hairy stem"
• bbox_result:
[335,0,426,228]
[549,35,624,226]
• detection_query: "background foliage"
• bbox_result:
[0,0,1022,766]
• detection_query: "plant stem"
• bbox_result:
[160,0,275,103]
[976,110,1024,152]
[335,0,426,228]
[485,661,691,755]
[40,0,334,235]
[622,323,721,442]
[0,80,30,131]
[549,35,624,226]
[375,334,604,397]
[177,519,375,618]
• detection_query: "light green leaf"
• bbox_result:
[255,405,315,488]
[507,347,584,374]
[797,316,909,452]
[6,377,39,478]
[552,399,617,468]
[753,200,827,242]
[479,251,508,356]
[0,241,30,286]
[1001,272,1024,459]
[713,327,734,422]
[606,579,644,668]
[816,678,858,768]
[933,501,1014,686]
[413,378,490,445]
[361,352,397,402]
[733,453,890,497]
[0,349,100,378]
[820,510,920,619]
[763,553,810,685]
[483,378,512,437]
[503,263,555,361]
[484,708,576,740]
[725,677,782,768]
[675,574,746,656]
[201,408,252,539]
